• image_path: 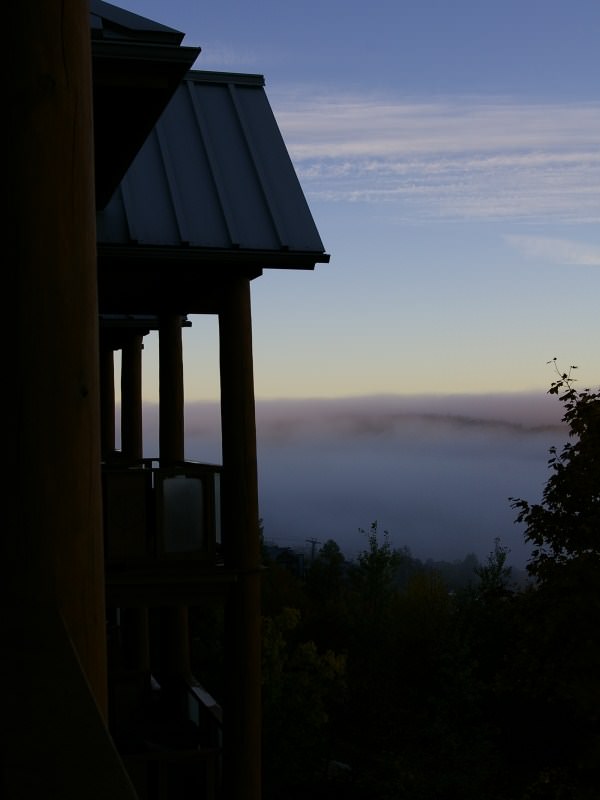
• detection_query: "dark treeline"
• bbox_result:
[191,368,599,799]
[263,534,530,594]
[257,526,599,800]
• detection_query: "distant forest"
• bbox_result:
[192,368,599,799]
[262,533,531,593]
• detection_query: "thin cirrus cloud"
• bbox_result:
[194,41,260,69]
[271,91,600,223]
[505,234,600,266]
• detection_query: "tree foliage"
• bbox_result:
[474,536,513,597]
[349,521,404,618]
[261,607,346,797]
[511,360,600,584]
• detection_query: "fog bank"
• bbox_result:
[138,392,566,568]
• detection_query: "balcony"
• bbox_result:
[102,459,235,606]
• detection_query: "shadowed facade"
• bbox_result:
[5,2,328,798]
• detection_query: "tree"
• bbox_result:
[350,521,403,616]
[506,362,600,796]
[304,539,350,651]
[511,360,599,584]
[306,539,347,594]
[474,537,513,597]
[261,607,346,799]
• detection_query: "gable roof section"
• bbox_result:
[91,0,186,45]
[97,70,329,269]
[91,1,200,209]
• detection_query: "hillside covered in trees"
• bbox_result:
[193,368,599,799]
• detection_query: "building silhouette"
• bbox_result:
[5,3,328,798]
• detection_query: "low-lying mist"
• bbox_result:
[139,392,565,568]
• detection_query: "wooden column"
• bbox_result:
[121,333,144,461]
[119,333,149,682]
[159,314,185,464]
[7,0,107,712]
[100,345,116,459]
[4,4,137,797]
[219,275,262,800]
[158,315,191,685]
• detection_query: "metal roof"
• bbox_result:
[96,70,329,269]
[90,0,186,45]
[91,1,200,209]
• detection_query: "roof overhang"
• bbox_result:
[97,244,330,314]
[96,69,329,313]
[97,251,263,316]
[91,1,200,209]
[99,312,191,349]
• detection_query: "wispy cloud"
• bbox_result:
[195,41,261,69]
[505,234,600,266]
[270,91,600,222]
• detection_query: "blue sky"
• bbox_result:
[115,1,598,562]
[119,0,600,402]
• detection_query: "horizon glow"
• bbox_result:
[114,0,599,403]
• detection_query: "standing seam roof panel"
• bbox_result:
[193,81,280,249]
[119,134,177,244]
[96,70,327,257]
[226,82,287,248]
[184,81,241,247]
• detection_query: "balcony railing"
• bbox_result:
[102,459,222,565]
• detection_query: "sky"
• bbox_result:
[113,0,599,565]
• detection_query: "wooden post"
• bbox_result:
[159,314,185,464]
[119,332,150,688]
[219,275,262,800]
[121,333,144,461]
[158,315,191,686]
[4,4,137,798]
[100,345,116,459]
[7,0,107,715]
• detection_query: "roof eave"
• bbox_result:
[97,243,330,270]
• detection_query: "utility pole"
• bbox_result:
[306,538,322,563]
